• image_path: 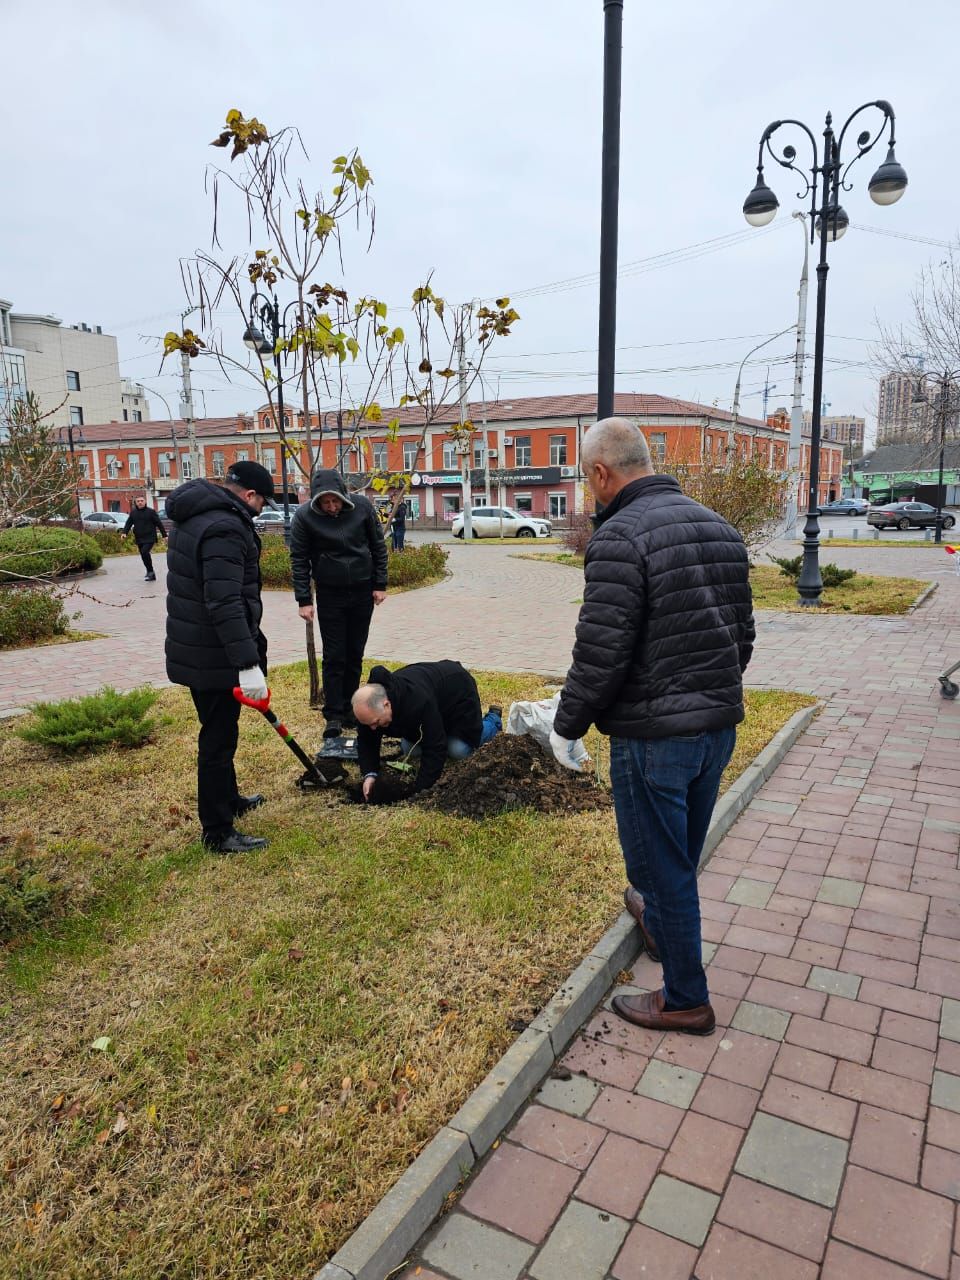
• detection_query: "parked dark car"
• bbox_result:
[818,497,869,516]
[866,501,956,532]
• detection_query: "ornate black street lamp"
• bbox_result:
[243,294,314,543]
[743,102,907,605]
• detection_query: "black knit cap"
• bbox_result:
[225,460,278,507]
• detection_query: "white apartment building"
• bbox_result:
[121,378,151,423]
[6,307,127,430]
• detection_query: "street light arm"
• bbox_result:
[761,118,820,201]
[836,100,896,188]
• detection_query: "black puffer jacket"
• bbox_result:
[554,475,754,740]
[289,469,388,602]
[357,660,482,793]
[123,504,167,546]
[164,480,266,690]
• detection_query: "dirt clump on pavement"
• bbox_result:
[341,733,610,816]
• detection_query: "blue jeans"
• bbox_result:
[610,727,736,1010]
[401,708,502,760]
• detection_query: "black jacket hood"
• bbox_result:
[165,479,255,526]
[309,468,354,511]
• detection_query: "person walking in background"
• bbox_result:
[122,494,167,581]
[290,468,388,739]
[165,460,276,854]
[551,418,754,1036]
[390,491,407,552]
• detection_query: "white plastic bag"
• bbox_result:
[506,691,591,769]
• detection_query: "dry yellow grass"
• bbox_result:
[0,665,812,1279]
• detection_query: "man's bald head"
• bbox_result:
[581,418,654,504]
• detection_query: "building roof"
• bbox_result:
[262,391,770,431]
[857,442,960,473]
[61,415,253,445]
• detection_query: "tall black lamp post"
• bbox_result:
[243,293,313,543]
[742,101,908,605]
[912,372,958,544]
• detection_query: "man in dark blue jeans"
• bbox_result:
[551,418,754,1035]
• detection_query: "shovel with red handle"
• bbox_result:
[233,687,329,788]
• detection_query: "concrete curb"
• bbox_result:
[908,580,939,612]
[314,699,821,1280]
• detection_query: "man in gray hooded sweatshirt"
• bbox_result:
[289,468,388,736]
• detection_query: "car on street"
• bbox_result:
[82,511,129,532]
[451,506,552,539]
[253,508,293,533]
[866,501,956,532]
[818,497,869,517]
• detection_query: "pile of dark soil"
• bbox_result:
[339,734,611,817]
[419,732,611,819]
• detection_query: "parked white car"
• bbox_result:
[451,506,552,539]
[82,511,129,531]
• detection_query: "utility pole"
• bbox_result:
[786,213,809,536]
[728,326,794,455]
[179,307,202,480]
[597,0,623,421]
[457,326,474,540]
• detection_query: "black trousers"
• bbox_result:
[137,539,156,575]
[315,582,375,719]
[190,688,242,842]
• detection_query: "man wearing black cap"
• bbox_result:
[165,460,277,853]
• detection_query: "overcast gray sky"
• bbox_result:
[5,0,958,441]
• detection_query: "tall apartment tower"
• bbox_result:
[877,370,932,445]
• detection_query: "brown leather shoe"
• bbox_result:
[611,988,716,1036]
[623,887,661,962]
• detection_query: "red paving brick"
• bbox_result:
[692,1076,761,1128]
[458,1141,579,1243]
[849,1104,924,1182]
[661,1111,744,1193]
[760,1075,857,1138]
[821,1241,939,1279]
[509,1104,605,1169]
[716,1175,831,1262]
[574,1132,662,1218]
[695,1223,819,1280]
[612,1223,699,1280]
[587,1086,684,1148]
[833,1166,954,1276]
[707,1029,780,1090]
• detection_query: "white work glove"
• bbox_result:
[550,728,585,772]
[238,666,268,701]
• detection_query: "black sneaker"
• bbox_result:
[205,829,269,854]
[234,793,265,817]
[145,573,156,582]
[323,718,343,739]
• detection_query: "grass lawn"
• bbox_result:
[0,665,813,1279]
[810,537,950,548]
[515,553,932,616]
[749,564,931,613]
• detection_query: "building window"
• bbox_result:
[66,371,80,391]
[403,441,419,470]
[212,451,225,477]
[648,432,667,464]
[236,449,249,462]
[105,455,120,479]
[514,493,532,513]
[181,454,193,480]
[128,455,141,479]
[442,494,461,518]
[515,435,532,466]
[372,442,388,470]
[473,441,486,468]
[123,409,129,421]
[158,454,172,478]
[442,441,458,470]
[69,406,84,427]
[262,415,272,430]
[549,434,568,466]
[133,409,142,423]
[108,501,121,513]
[549,493,567,519]
[262,449,276,475]
[78,457,90,480]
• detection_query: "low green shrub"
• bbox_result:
[259,538,448,590]
[0,526,103,581]
[18,686,161,755]
[0,834,61,942]
[0,585,70,648]
[386,541,448,586]
[771,555,857,588]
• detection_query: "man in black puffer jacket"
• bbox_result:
[165,461,276,854]
[290,468,388,738]
[553,418,755,1037]
[122,495,167,581]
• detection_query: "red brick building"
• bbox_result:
[68,393,843,520]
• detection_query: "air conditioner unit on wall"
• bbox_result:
[503,436,514,446]
[487,449,498,459]
[560,465,577,478]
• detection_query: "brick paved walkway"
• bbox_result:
[5,541,960,1277]
[397,547,960,1280]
